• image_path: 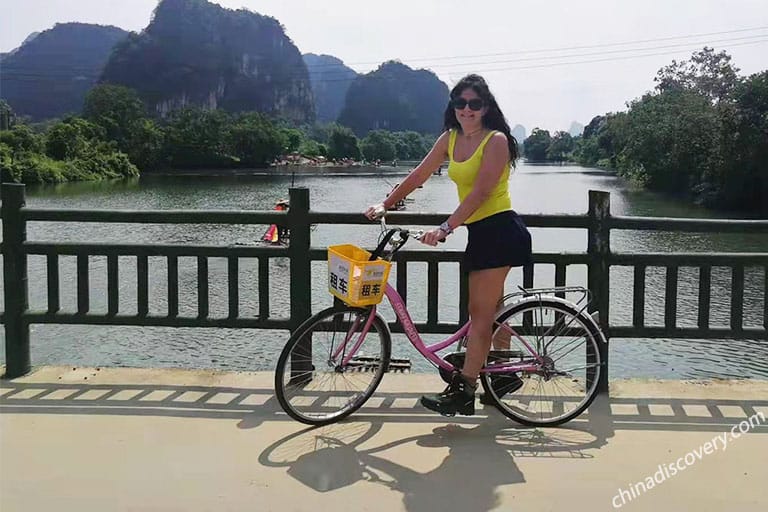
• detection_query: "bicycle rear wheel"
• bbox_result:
[481,297,603,426]
[275,305,391,426]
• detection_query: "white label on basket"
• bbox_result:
[328,254,351,296]
[362,264,387,281]
[358,262,387,299]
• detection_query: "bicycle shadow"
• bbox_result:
[259,394,614,512]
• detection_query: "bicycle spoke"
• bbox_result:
[277,307,388,424]
[489,299,602,426]
[548,337,587,363]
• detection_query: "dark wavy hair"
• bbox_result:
[443,74,519,163]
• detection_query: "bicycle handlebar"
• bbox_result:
[368,209,446,261]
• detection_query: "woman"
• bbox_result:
[364,74,532,416]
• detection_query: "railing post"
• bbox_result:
[288,187,312,330]
[588,190,610,394]
[2,183,30,378]
[287,187,313,383]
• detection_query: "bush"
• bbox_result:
[14,154,71,184]
[0,142,19,182]
[45,117,107,160]
[68,152,139,181]
[0,125,44,154]
[5,142,138,184]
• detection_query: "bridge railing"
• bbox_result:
[2,183,767,392]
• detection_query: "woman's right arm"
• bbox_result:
[365,131,450,218]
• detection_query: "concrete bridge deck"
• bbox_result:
[1,367,767,511]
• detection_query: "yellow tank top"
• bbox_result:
[447,129,511,224]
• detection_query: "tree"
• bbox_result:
[361,130,396,161]
[45,117,107,160]
[654,47,740,103]
[0,124,44,154]
[226,113,286,166]
[582,115,604,139]
[546,131,574,161]
[393,131,431,160]
[83,84,147,146]
[124,119,164,171]
[279,128,304,153]
[327,125,360,160]
[714,71,768,214]
[523,128,552,161]
[303,122,339,145]
[0,100,15,130]
[0,142,14,181]
[619,89,720,193]
[297,139,326,158]
[162,108,234,168]
[82,84,164,170]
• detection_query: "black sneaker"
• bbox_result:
[420,371,476,416]
[479,373,524,406]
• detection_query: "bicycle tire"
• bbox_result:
[481,297,604,427]
[275,305,392,426]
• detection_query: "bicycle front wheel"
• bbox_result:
[275,305,391,426]
[481,298,604,426]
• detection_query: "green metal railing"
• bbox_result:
[2,183,767,392]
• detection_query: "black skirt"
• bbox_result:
[464,210,532,272]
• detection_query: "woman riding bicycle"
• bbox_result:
[365,74,532,417]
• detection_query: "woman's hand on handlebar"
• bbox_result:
[364,203,386,220]
[419,227,447,247]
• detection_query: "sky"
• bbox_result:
[1,0,766,132]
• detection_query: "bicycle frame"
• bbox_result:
[334,283,544,374]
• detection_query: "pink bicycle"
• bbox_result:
[275,216,607,427]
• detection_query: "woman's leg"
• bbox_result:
[420,265,510,416]
[461,266,511,382]
[491,290,510,350]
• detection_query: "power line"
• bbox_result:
[3,26,766,77]
[2,33,765,87]
[300,38,768,84]
[302,25,768,69]
[4,34,766,84]
[447,38,768,76]
[372,34,768,72]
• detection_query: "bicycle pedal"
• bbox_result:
[388,357,411,373]
[388,361,411,373]
[346,356,381,372]
[346,356,411,373]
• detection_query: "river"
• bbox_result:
[2,162,766,379]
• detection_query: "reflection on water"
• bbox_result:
[2,162,766,378]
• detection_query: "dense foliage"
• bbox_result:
[525,48,767,215]
[0,84,437,183]
[0,115,138,184]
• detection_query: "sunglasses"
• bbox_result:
[450,98,484,111]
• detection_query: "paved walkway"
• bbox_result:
[1,366,767,511]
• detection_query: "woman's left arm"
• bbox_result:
[446,132,510,229]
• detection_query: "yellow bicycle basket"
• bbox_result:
[327,244,392,306]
